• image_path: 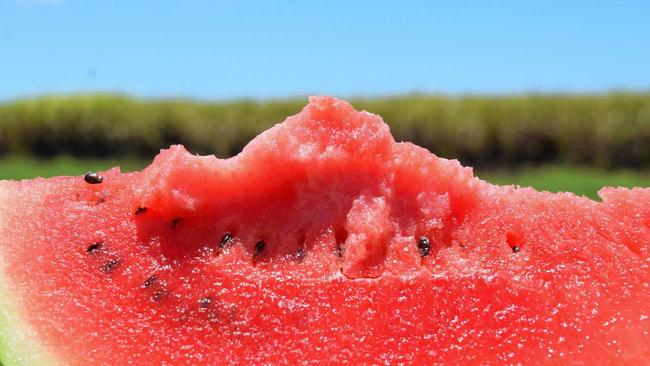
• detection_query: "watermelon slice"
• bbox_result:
[0,96,648,365]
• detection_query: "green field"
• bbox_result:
[2,93,649,169]
[478,166,649,199]
[1,157,647,200]
[0,156,147,180]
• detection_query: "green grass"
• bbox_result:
[477,166,649,199]
[0,156,148,180]
[0,157,647,200]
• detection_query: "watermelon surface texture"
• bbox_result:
[0,96,649,365]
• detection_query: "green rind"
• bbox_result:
[0,182,58,366]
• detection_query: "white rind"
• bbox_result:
[0,181,58,366]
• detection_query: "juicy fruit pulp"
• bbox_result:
[0,96,649,365]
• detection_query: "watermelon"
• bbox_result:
[0,96,648,365]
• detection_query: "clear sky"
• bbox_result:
[0,0,649,100]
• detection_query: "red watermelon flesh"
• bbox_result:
[0,96,648,365]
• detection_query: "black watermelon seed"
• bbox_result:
[100,258,121,273]
[417,236,431,257]
[84,172,104,184]
[143,275,158,288]
[86,241,104,254]
[220,233,234,248]
[254,240,266,256]
[170,218,181,228]
[336,243,344,259]
[135,207,147,215]
[199,297,212,309]
[295,248,306,261]
[512,245,520,253]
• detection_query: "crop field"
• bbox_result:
[1,156,647,200]
[0,93,649,169]
[1,93,648,199]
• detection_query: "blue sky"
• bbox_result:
[0,0,649,100]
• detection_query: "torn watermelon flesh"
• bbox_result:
[0,96,648,364]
